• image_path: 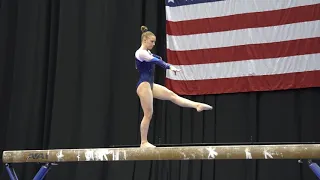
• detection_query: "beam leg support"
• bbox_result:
[308,160,320,179]
[33,163,53,180]
[5,163,19,180]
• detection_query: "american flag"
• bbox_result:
[165,0,320,95]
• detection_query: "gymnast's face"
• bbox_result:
[143,35,156,50]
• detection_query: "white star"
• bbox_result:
[206,147,218,159]
[168,0,174,3]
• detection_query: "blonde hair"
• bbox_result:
[141,26,155,42]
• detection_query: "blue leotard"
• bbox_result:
[135,48,171,89]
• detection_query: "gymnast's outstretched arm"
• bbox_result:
[149,57,171,69]
[138,50,180,72]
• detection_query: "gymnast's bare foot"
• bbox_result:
[196,103,213,112]
[140,141,156,148]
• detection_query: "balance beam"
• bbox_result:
[3,144,320,163]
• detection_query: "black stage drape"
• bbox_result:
[0,0,319,179]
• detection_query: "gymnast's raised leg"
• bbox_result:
[152,83,212,112]
[137,82,212,148]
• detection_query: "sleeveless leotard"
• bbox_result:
[135,48,171,89]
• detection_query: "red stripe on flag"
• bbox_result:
[166,4,320,36]
[165,71,320,95]
[167,37,320,65]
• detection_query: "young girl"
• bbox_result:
[135,26,213,148]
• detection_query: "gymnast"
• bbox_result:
[135,26,213,148]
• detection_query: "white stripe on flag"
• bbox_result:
[166,53,320,80]
[166,20,320,51]
[166,0,319,22]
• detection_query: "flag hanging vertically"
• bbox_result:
[165,0,320,95]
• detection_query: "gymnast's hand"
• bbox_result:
[169,65,180,75]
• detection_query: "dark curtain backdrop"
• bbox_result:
[0,0,319,180]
